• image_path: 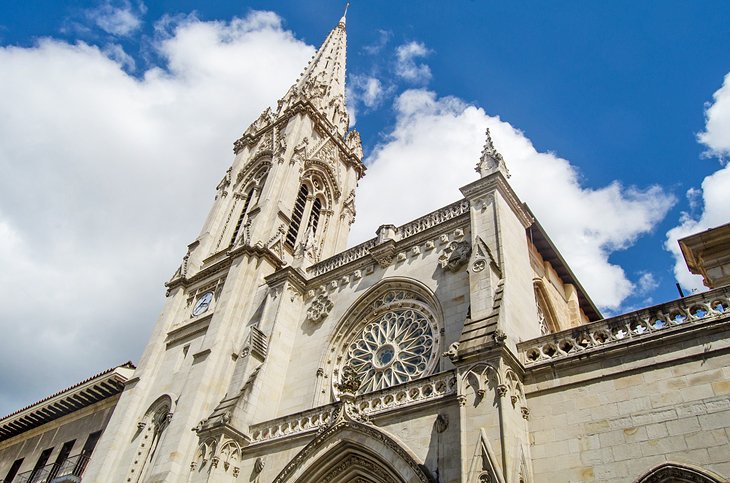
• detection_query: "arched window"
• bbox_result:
[230,188,254,246]
[128,396,173,483]
[286,184,309,249]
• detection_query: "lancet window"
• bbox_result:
[285,172,329,251]
[217,163,268,250]
[286,184,309,249]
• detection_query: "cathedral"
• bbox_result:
[2,12,730,483]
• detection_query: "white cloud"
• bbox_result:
[698,72,730,160]
[87,0,146,36]
[0,11,313,416]
[395,41,431,83]
[350,89,675,311]
[665,73,730,292]
[347,74,388,126]
[637,272,659,295]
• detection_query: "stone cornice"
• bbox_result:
[460,172,533,228]
[265,266,308,295]
[168,244,283,292]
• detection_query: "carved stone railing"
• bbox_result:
[249,404,337,444]
[248,371,456,445]
[355,370,457,415]
[519,287,730,366]
[308,238,377,277]
[307,199,470,277]
[396,199,470,239]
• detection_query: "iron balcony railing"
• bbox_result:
[13,453,90,483]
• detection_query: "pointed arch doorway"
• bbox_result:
[273,421,435,483]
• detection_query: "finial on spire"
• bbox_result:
[340,1,349,26]
[476,128,510,178]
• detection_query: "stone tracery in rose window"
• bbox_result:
[334,287,441,396]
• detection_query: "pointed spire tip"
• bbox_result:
[340,1,349,26]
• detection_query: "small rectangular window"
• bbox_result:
[3,458,23,483]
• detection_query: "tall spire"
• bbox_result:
[277,15,350,135]
[476,128,510,178]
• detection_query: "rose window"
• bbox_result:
[344,308,438,394]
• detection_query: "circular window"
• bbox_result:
[343,307,438,394]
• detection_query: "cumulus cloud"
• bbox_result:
[347,74,388,125]
[665,73,730,293]
[86,0,147,36]
[350,89,675,311]
[0,11,313,416]
[395,41,431,83]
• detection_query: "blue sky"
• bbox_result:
[0,1,729,416]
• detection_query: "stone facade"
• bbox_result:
[3,11,730,483]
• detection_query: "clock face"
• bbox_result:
[192,291,214,316]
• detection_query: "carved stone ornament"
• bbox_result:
[521,406,530,420]
[443,341,460,363]
[497,384,508,398]
[439,240,472,272]
[307,294,333,323]
[335,365,362,396]
[478,470,495,483]
[291,137,309,164]
[493,329,507,345]
[215,167,232,199]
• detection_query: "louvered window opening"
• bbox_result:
[286,184,309,248]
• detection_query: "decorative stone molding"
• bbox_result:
[271,419,435,483]
[519,287,730,366]
[307,294,333,323]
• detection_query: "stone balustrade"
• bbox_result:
[308,199,470,277]
[519,287,730,366]
[356,370,457,415]
[396,199,470,239]
[248,370,456,445]
[308,239,377,277]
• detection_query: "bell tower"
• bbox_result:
[188,12,364,276]
[83,13,364,483]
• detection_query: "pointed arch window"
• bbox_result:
[286,184,309,249]
[230,188,254,246]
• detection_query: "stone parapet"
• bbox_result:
[307,199,470,277]
[519,286,730,366]
[248,370,456,446]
